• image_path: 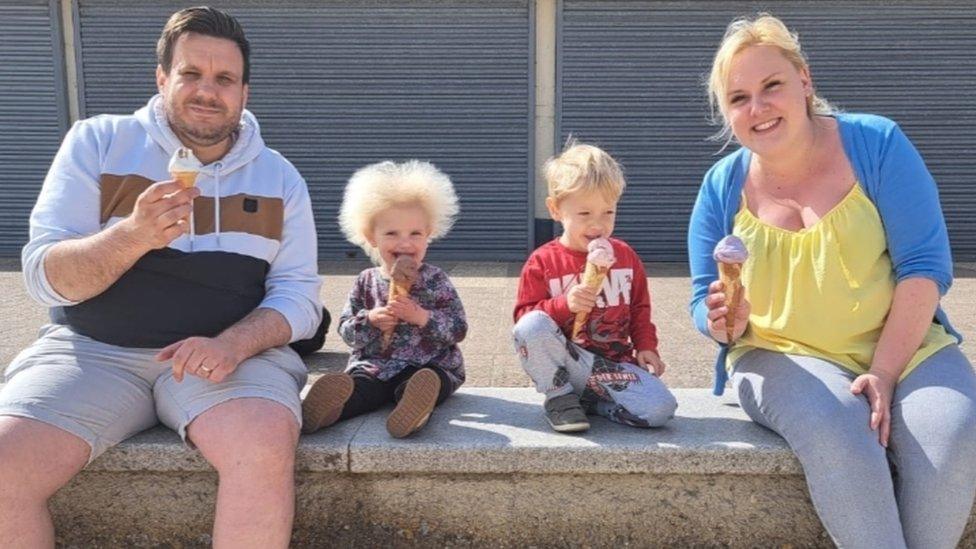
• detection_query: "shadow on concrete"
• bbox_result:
[304,351,350,373]
[433,392,771,450]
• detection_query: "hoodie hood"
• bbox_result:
[135,94,266,248]
[135,94,265,176]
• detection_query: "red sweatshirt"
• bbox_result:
[514,238,658,363]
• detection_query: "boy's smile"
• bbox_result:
[546,190,618,253]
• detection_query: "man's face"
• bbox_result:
[156,33,248,149]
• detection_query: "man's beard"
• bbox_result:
[166,98,241,147]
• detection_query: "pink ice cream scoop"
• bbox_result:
[586,238,616,268]
[713,235,749,264]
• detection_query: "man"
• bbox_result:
[0,7,321,547]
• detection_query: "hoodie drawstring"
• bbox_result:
[214,163,222,247]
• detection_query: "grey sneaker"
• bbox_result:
[544,393,590,433]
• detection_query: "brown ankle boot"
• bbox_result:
[387,369,441,438]
[301,372,354,434]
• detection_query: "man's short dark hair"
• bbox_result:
[156,6,250,83]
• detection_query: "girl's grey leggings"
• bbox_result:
[732,345,976,549]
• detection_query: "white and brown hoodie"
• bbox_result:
[22,94,322,348]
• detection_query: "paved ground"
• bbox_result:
[2,260,974,389]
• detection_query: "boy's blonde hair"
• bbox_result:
[707,13,834,144]
[339,160,459,263]
[544,141,625,205]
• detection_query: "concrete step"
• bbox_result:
[47,388,976,547]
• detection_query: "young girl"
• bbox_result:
[301,160,467,438]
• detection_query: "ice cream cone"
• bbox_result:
[713,234,749,343]
[171,171,198,189]
[168,148,201,189]
[572,238,616,342]
[571,262,610,341]
[718,262,742,342]
[168,147,202,248]
[382,281,411,350]
[381,256,420,351]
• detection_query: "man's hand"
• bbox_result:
[636,350,667,376]
[156,336,244,383]
[41,180,201,303]
[367,307,398,331]
[567,284,598,315]
[387,295,431,327]
[118,180,199,251]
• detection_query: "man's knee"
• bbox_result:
[512,311,560,344]
[191,399,299,474]
[0,416,89,501]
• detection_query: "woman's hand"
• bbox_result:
[850,371,896,447]
[704,279,751,343]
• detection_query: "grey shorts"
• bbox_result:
[0,324,308,462]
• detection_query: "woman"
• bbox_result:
[687,14,976,548]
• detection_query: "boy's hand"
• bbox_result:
[387,295,431,327]
[636,350,667,376]
[367,307,398,331]
[567,284,598,315]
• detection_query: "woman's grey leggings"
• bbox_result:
[732,345,976,549]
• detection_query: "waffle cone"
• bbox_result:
[718,262,742,342]
[381,281,412,350]
[171,171,198,189]
[571,262,609,341]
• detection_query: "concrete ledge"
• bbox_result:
[347,388,799,475]
[83,389,794,475]
[35,388,976,546]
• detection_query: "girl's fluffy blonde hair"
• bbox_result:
[339,160,459,263]
[544,141,625,205]
[707,13,834,145]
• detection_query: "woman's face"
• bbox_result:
[723,45,813,157]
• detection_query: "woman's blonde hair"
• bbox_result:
[544,141,625,205]
[339,160,459,263]
[707,13,834,145]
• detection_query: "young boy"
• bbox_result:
[512,143,677,433]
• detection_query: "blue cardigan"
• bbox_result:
[687,113,960,395]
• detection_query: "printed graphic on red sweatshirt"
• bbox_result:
[549,268,634,360]
[546,268,634,308]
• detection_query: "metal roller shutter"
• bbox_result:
[559,1,976,261]
[0,0,67,256]
[78,0,532,260]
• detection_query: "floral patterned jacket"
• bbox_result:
[337,263,467,390]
